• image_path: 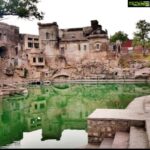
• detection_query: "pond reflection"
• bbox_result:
[0,83,150,148]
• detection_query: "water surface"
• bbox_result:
[0,83,150,148]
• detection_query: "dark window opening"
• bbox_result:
[34,38,39,41]
[40,103,45,109]
[38,57,44,63]
[0,46,7,58]
[78,44,81,51]
[28,42,33,48]
[96,44,100,49]
[33,57,36,63]
[31,118,35,124]
[46,32,50,39]
[72,35,75,38]
[15,47,18,55]
[35,104,38,109]
[34,43,39,48]
[28,38,33,41]
[84,45,87,50]
[14,29,19,34]
[51,33,54,39]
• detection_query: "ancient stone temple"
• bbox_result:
[38,20,108,62]
[0,20,110,79]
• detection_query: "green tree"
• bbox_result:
[110,31,128,43]
[133,20,150,55]
[0,0,44,20]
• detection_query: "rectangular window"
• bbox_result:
[15,47,18,55]
[78,44,81,51]
[34,43,39,48]
[33,57,36,63]
[51,33,54,39]
[28,38,33,41]
[40,103,45,109]
[84,45,87,50]
[28,42,33,48]
[34,38,39,41]
[35,104,37,109]
[38,57,44,63]
[46,32,50,39]
[96,44,100,49]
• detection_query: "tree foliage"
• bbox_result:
[0,0,44,20]
[133,20,150,53]
[110,31,128,43]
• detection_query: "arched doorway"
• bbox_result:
[0,46,8,58]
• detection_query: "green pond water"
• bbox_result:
[0,83,150,148]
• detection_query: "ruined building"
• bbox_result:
[38,20,108,62]
[19,34,45,68]
[0,20,108,63]
[0,20,110,79]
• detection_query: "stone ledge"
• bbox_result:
[126,96,145,113]
[88,109,145,121]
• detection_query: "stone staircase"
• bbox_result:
[84,95,150,149]
[99,126,148,149]
[85,126,149,149]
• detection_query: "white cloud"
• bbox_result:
[1,0,150,38]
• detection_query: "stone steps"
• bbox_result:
[112,132,129,149]
[86,125,149,149]
[99,132,129,149]
[98,128,148,149]
[129,126,148,148]
[87,95,150,149]
[99,138,113,149]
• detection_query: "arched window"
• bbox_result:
[95,43,101,51]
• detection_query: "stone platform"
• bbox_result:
[86,95,150,148]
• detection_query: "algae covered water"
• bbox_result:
[0,83,150,148]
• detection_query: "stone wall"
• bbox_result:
[60,41,89,61]
[88,119,144,144]
[38,22,59,57]
[0,22,19,58]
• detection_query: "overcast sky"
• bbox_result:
[2,0,150,39]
